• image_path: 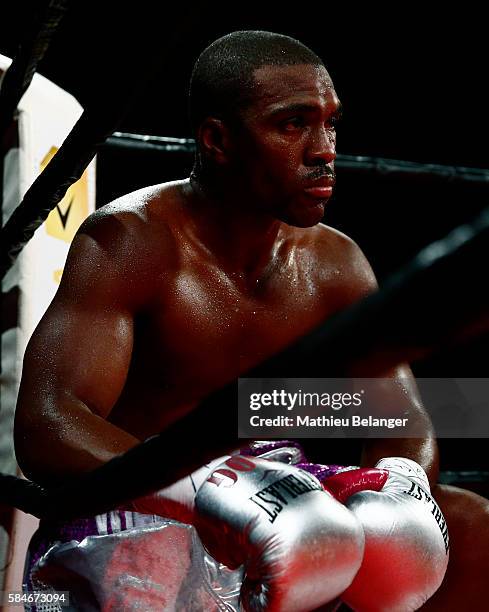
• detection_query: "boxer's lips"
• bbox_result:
[304,186,333,198]
[303,180,334,199]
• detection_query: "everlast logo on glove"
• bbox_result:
[406,481,450,554]
[250,471,323,523]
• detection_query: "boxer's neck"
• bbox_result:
[183,175,288,287]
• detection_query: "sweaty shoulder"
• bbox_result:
[294,223,378,304]
[60,182,185,309]
[78,181,183,259]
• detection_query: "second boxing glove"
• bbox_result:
[322,457,449,612]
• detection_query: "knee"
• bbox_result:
[433,484,489,543]
[432,483,489,575]
[419,484,489,610]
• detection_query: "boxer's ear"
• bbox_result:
[198,117,233,164]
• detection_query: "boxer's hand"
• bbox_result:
[322,457,449,612]
[127,440,307,524]
[194,455,365,612]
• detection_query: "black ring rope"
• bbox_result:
[104,132,489,186]
[0,0,71,141]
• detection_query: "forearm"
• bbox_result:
[15,394,140,486]
[39,389,242,520]
[345,364,438,485]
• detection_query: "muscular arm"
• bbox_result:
[14,215,141,486]
[321,230,439,484]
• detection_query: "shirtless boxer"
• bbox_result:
[14,31,488,610]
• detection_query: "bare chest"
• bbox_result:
[131,262,344,395]
[107,252,350,439]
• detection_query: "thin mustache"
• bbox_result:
[304,168,336,181]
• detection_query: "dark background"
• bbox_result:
[1,2,488,475]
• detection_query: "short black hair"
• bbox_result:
[189,30,324,133]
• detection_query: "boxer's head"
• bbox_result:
[189,31,341,227]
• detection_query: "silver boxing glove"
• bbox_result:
[323,457,449,612]
[128,440,307,523]
[195,455,365,612]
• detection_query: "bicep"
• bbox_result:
[17,228,134,423]
[19,300,133,420]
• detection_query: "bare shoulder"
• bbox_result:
[77,180,183,254]
[58,181,185,306]
[298,223,378,298]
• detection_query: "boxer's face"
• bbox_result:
[231,63,341,227]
